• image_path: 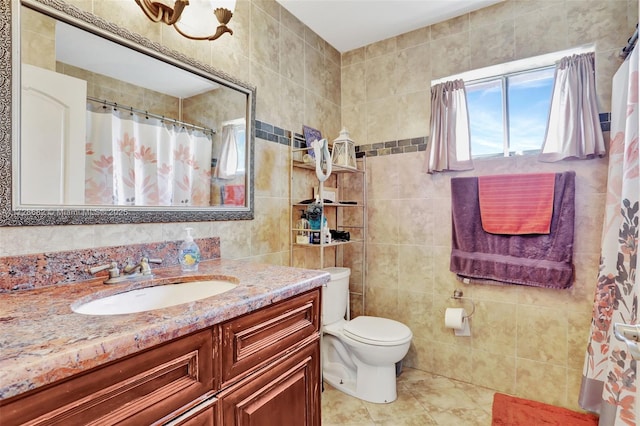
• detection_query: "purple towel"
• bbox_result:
[450,171,575,289]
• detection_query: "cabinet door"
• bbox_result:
[218,337,320,426]
[0,329,214,426]
[161,396,218,426]
[220,289,320,387]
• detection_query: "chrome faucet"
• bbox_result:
[87,258,162,284]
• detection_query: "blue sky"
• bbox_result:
[466,67,555,157]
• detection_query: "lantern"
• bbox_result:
[331,127,357,169]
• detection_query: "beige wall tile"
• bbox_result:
[431,341,473,382]
[365,37,397,60]
[365,97,399,142]
[568,310,592,371]
[403,337,434,371]
[514,4,569,59]
[397,290,434,342]
[396,92,430,140]
[280,26,305,85]
[430,32,471,79]
[341,104,367,145]
[304,27,325,56]
[398,200,433,245]
[367,199,399,244]
[365,285,399,318]
[342,47,365,67]
[472,301,517,355]
[398,245,434,293]
[471,350,516,394]
[342,62,366,107]
[397,151,431,199]
[250,3,280,72]
[365,53,397,101]
[469,20,515,69]
[517,305,568,366]
[395,43,431,96]
[516,358,567,407]
[470,1,515,27]
[366,243,399,289]
[366,157,399,201]
[304,44,325,98]
[431,14,468,40]
[567,0,630,52]
[397,27,430,50]
[251,61,281,124]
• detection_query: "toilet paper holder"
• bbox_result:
[451,289,475,319]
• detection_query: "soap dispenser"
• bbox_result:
[179,228,201,272]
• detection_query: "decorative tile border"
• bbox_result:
[355,137,428,157]
[0,238,221,292]
[256,113,611,158]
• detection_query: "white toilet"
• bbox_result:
[321,267,412,404]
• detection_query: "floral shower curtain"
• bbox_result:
[85,105,212,206]
[579,46,638,425]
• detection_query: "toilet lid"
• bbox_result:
[343,316,412,346]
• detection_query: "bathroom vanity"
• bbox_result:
[0,259,328,425]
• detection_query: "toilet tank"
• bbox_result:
[322,267,350,325]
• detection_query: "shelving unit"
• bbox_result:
[289,134,367,309]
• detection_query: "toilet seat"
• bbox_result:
[342,316,412,346]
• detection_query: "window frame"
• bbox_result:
[464,64,556,159]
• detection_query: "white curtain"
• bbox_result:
[539,52,606,162]
[425,79,473,174]
[215,122,240,179]
[578,46,638,424]
[85,105,212,206]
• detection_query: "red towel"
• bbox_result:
[478,173,556,235]
[222,184,245,206]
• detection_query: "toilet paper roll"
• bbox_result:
[445,308,467,329]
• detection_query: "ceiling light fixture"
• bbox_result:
[135,0,234,41]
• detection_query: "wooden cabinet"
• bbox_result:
[0,329,214,426]
[217,337,320,426]
[162,396,218,426]
[220,288,320,388]
[0,289,321,426]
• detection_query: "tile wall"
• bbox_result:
[339,0,637,411]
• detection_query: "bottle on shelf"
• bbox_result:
[296,212,310,244]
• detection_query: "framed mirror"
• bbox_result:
[0,0,256,226]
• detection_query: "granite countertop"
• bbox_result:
[0,259,330,401]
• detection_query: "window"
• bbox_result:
[431,45,595,161]
[465,66,555,158]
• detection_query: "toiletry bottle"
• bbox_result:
[322,223,331,244]
[179,227,201,272]
[296,212,310,244]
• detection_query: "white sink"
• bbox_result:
[72,280,238,315]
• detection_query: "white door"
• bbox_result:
[21,64,87,205]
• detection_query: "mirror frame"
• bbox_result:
[0,0,256,226]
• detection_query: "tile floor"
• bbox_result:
[321,368,495,425]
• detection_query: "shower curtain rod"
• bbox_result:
[620,23,638,58]
[87,96,216,135]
